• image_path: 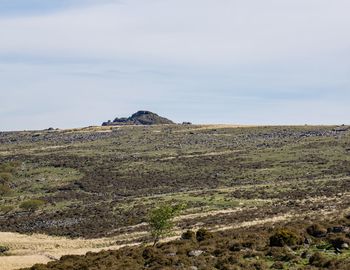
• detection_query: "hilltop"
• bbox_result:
[102,111,175,126]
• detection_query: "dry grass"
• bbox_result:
[0,207,280,269]
[159,150,241,161]
[0,232,141,270]
[173,124,255,132]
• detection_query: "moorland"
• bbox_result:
[0,124,350,269]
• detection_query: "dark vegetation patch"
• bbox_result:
[22,214,350,270]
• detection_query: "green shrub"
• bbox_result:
[269,229,301,247]
[148,203,185,246]
[20,199,45,212]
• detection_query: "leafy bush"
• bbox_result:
[20,199,45,212]
[148,203,185,246]
[269,229,302,247]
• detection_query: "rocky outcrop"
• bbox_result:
[102,111,174,126]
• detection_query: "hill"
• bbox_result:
[102,111,175,126]
[0,124,350,269]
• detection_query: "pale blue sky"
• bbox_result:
[1,0,349,131]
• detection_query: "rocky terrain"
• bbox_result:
[102,111,174,126]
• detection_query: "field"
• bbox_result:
[0,124,350,269]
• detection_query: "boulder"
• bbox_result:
[102,111,175,126]
[188,250,204,257]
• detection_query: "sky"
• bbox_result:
[0,0,349,131]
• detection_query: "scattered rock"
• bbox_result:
[327,226,346,233]
[304,237,312,245]
[331,237,349,250]
[341,243,349,249]
[102,111,175,126]
[188,250,204,257]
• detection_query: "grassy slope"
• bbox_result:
[0,125,349,239]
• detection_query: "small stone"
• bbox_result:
[188,250,204,257]
[341,243,349,249]
[304,237,312,245]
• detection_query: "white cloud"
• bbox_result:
[1,0,349,66]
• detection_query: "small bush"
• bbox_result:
[20,199,45,212]
[181,230,195,241]
[142,246,157,260]
[229,242,242,252]
[266,247,296,262]
[0,245,9,255]
[148,203,185,246]
[196,228,213,242]
[269,229,301,247]
[309,252,333,268]
[307,224,327,238]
